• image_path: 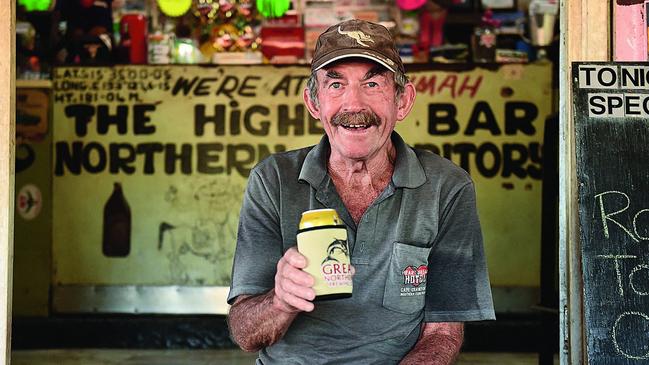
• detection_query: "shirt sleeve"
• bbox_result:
[423,181,496,322]
[227,167,284,304]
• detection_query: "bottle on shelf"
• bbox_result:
[117,22,132,64]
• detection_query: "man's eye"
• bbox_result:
[330,82,341,89]
[367,81,379,88]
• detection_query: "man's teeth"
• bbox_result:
[343,124,369,128]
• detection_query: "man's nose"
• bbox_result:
[340,85,367,112]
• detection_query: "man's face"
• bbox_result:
[304,60,414,162]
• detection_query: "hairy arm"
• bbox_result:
[228,247,315,352]
[227,291,298,352]
[399,322,464,365]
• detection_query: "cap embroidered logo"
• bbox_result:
[337,26,374,47]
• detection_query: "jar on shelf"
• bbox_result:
[471,9,500,63]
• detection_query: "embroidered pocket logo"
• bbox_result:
[400,265,428,297]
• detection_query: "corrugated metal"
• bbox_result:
[52,285,538,315]
[53,285,230,314]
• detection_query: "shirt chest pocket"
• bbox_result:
[382,242,432,314]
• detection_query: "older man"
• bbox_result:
[227,19,495,364]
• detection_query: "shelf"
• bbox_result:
[446,13,483,25]
[16,79,52,89]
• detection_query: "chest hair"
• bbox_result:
[331,172,392,225]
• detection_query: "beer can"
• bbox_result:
[297,209,352,301]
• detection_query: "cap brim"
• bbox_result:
[313,49,397,73]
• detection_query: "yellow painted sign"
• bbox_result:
[52,64,551,287]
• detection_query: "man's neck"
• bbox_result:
[327,142,396,224]
[327,142,396,187]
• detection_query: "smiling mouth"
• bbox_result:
[341,124,372,130]
[331,111,380,130]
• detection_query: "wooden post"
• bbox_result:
[0,0,15,363]
[560,0,610,364]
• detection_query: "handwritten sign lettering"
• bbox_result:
[51,65,551,292]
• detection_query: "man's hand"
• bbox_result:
[228,246,316,352]
[273,247,316,313]
[229,246,355,351]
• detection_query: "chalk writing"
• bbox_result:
[595,190,649,360]
[629,264,649,296]
[597,254,636,297]
[612,312,649,360]
[595,191,641,243]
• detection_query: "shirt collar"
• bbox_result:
[391,132,427,188]
[298,135,330,188]
[298,131,427,189]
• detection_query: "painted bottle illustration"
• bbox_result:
[102,182,131,257]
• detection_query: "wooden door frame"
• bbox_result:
[0,0,15,363]
[560,0,611,363]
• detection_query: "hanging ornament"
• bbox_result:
[237,0,254,19]
[219,0,235,15]
[157,0,192,17]
[194,0,219,23]
[18,0,54,11]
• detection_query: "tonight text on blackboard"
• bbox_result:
[578,65,649,118]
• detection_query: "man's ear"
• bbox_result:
[396,82,416,121]
[303,87,320,120]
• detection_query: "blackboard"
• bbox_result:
[574,62,649,364]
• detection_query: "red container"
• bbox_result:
[120,13,148,64]
[260,26,305,63]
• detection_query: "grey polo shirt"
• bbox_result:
[228,132,495,364]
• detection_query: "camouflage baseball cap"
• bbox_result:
[311,19,404,74]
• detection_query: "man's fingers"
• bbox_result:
[283,247,308,269]
[278,248,314,287]
[274,274,315,313]
[276,263,315,298]
[282,292,315,312]
[284,265,314,287]
[279,277,316,301]
[273,246,317,313]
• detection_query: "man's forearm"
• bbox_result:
[400,322,464,365]
[227,290,299,352]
